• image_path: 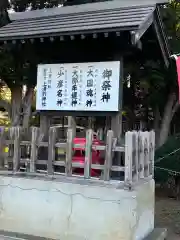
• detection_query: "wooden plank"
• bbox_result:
[97,128,103,141]
[55,142,67,148]
[149,131,155,177]
[133,131,139,182]
[5,140,125,152]
[68,116,76,139]
[48,127,56,175]
[0,127,5,169]
[13,127,21,172]
[19,159,125,172]
[131,132,136,181]
[3,128,9,170]
[125,131,133,187]
[84,129,93,179]
[111,56,123,143]
[40,115,50,139]
[103,130,114,181]
[139,131,144,179]
[65,128,73,177]
[30,127,39,173]
[39,142,48,147]
[152,131,155,177]
[143,131,150,177]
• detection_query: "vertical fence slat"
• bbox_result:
[133,131,139,182]
[143,132,150,177]
[13,127,21,172]
[125,132,133,187]
[4,128,8,170]
[84,129,93,179]
[0,127,5,169]
[152,131,155,177]
[30,127,39,173]
[48,127,56,175]
[103,130,114,181]
[139,131,144,178]
[149,131,155,177]
[97,128,103,141]
[66,128,73,177]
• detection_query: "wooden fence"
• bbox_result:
[0,126,155,186]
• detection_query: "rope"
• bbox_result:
[155,166,180,176]
[155,147,180,164]
[154,147,180,176]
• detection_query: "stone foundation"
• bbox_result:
[0,175,154,240]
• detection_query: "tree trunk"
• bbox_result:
[11,87,22,126]
[22,87,34,128]
[158,93,179,148]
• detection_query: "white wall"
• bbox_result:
[0,176,154,240]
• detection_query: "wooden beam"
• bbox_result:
[68,116,76,138]
[153,18,169,67]
[111,56,123,142]
[48,127,56,175]
[30,127,39,173]
[40,114,50,139]
[13,127,21,172]
[131,13,153,45]
[84,129,93,179]
[103,130,113,181]
[65,128,73,177]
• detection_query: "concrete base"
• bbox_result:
[144,228,167,240]
[0,175,155,240]
[0,229,167,240]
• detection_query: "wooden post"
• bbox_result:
[143,132,150,177]
[134,131,139,181]
[149,131,155,177]
[105,116,111,139]
[84,129,93,179]
[139,131,145,178]
[65,128,73,177]
[111,114,122,143]
[125,132,133,188]
[13,127,21,172]
[97,128,103,141]
[103,130,114,181]
[132,132,138,182]
[0,127,5,169]
[30,127,39,173]
[68,116,76,139]
[88,117,93,129]
[48,127,56,175]
[40,115,50,139]
[111,56,123,143]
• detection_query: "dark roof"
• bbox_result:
[0,0,167,41]
[8,0,168,21]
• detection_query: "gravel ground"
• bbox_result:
[155,196,180,240]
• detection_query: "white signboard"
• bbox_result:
[36,61,120,111]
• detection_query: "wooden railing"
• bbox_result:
[0,126,155,186]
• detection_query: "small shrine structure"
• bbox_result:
[0,0,170,240]
[1,0,170,139]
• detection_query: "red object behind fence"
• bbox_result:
[72,137,104,177]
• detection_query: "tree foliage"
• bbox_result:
[9,0,110,11]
